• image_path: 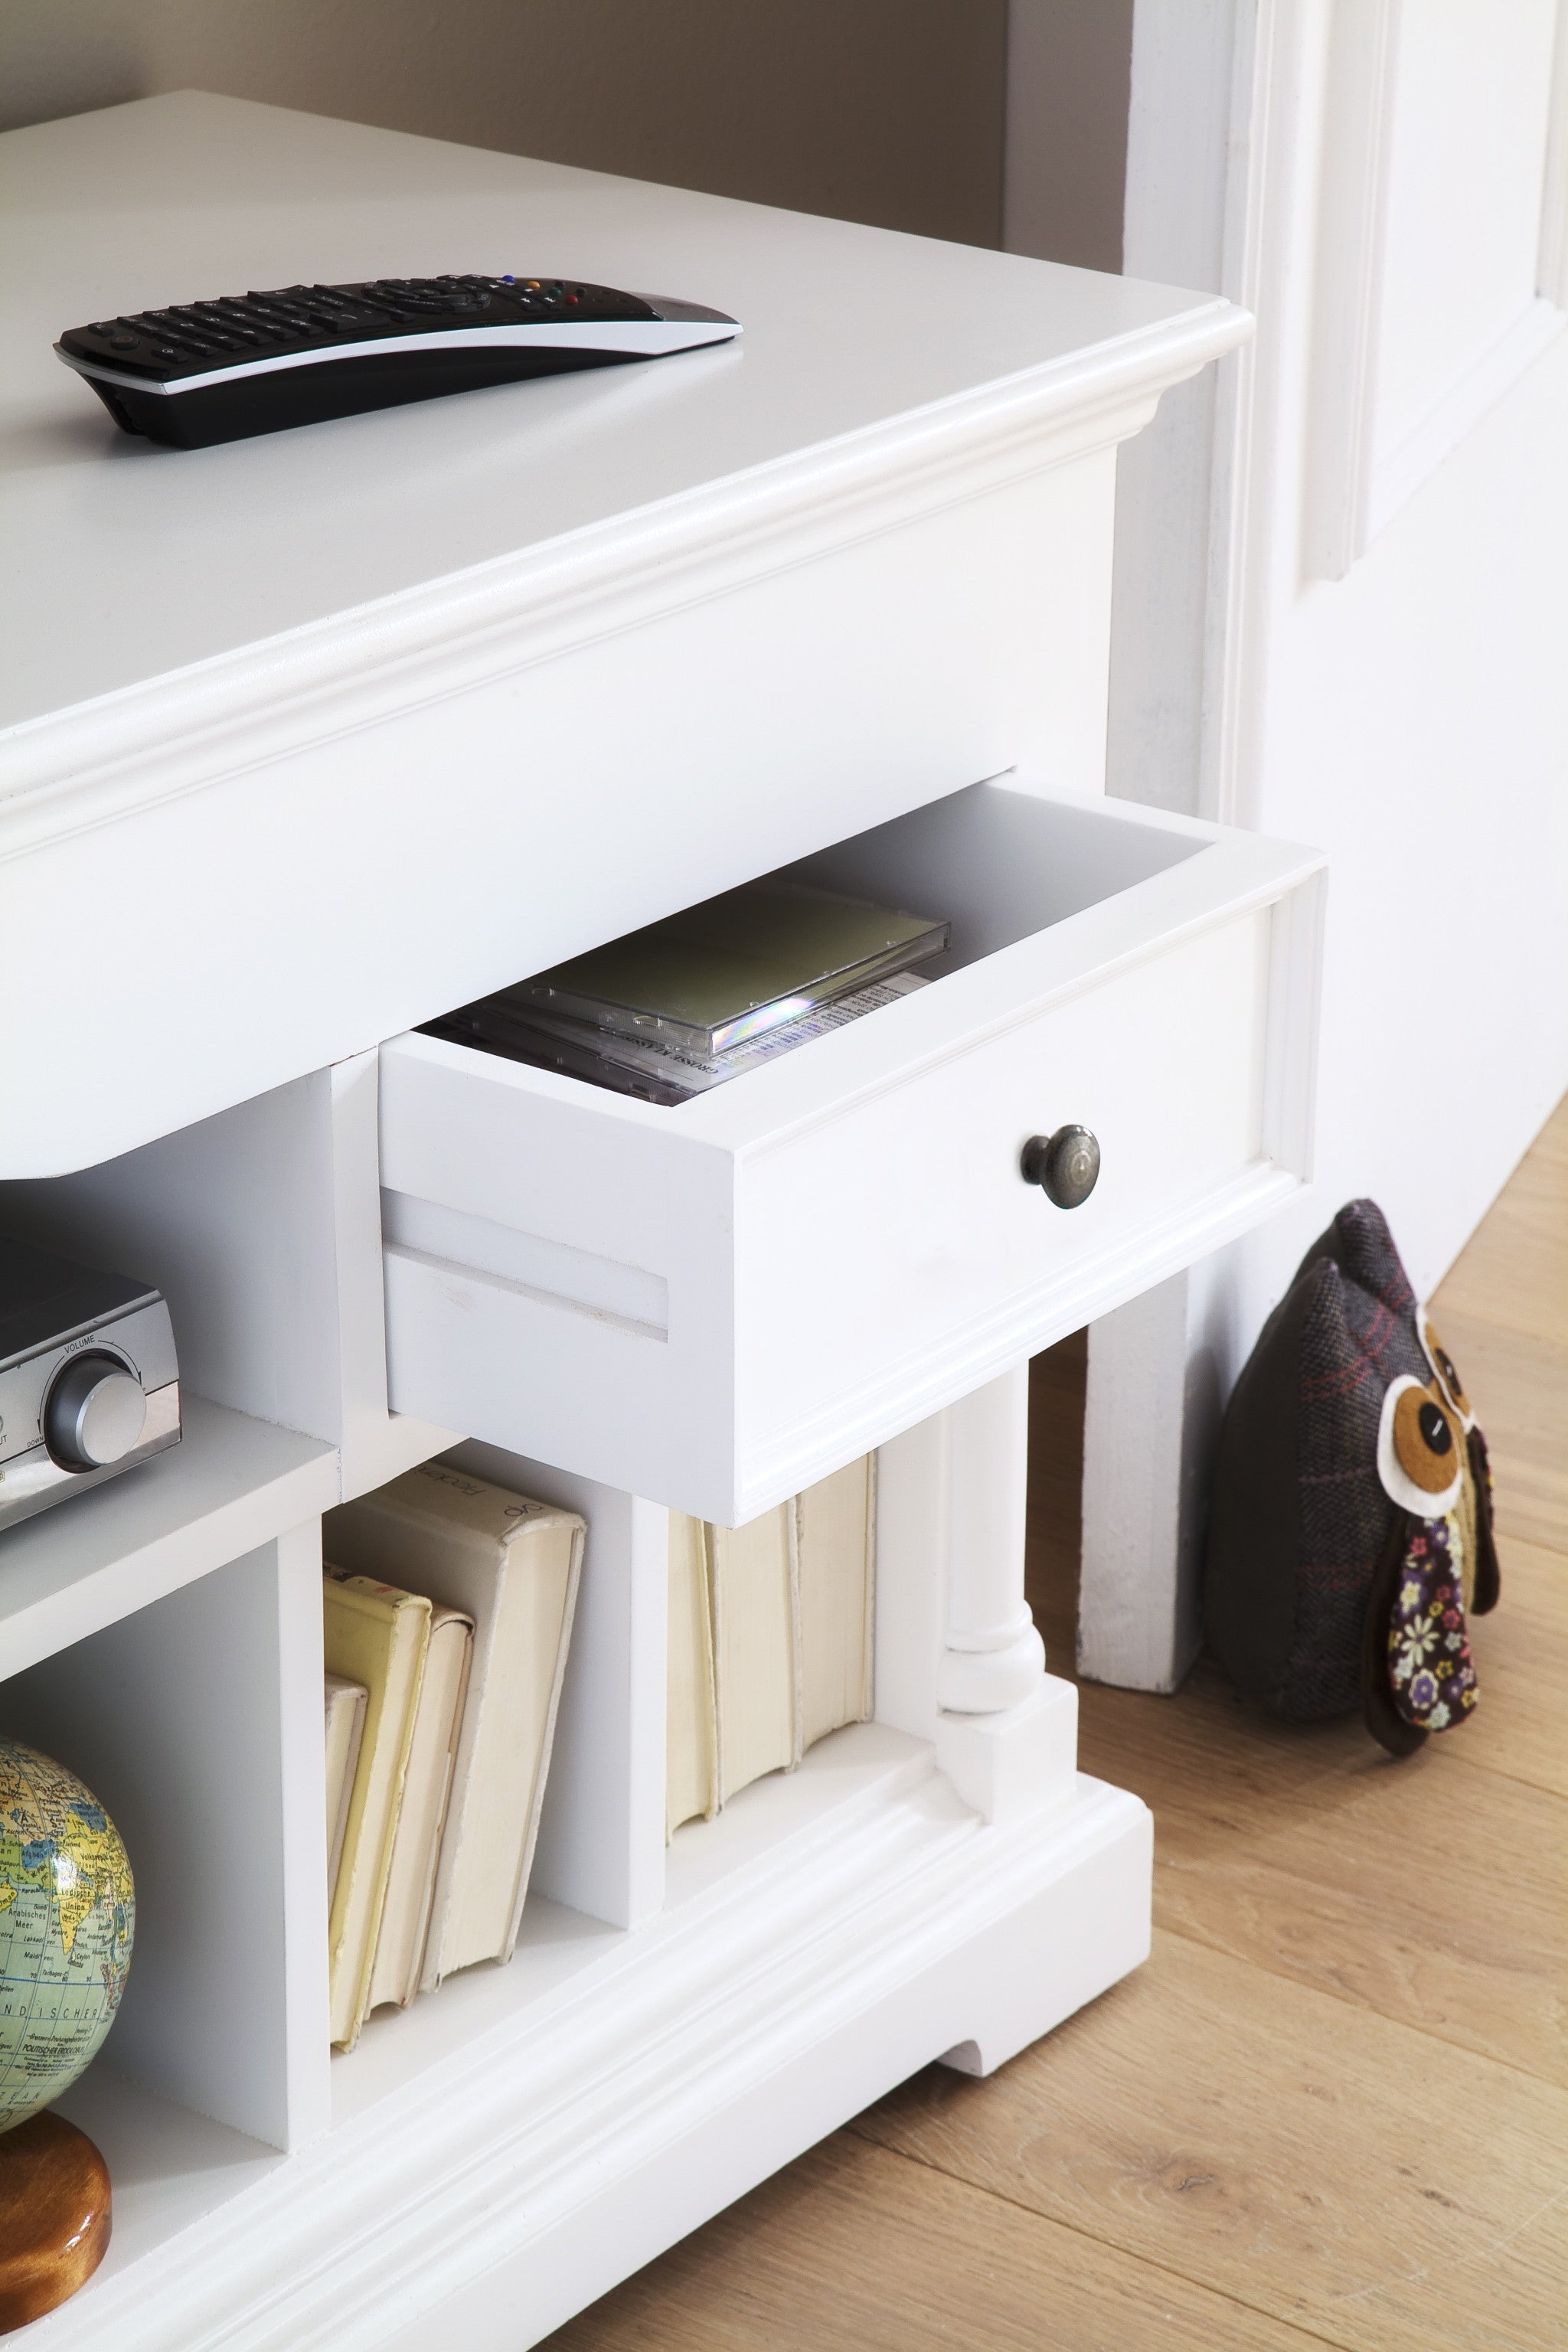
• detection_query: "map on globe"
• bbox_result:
[0,1738,135,2132]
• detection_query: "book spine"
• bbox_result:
[498,1521,586,1965]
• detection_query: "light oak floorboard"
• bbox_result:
[1070,1664,1568,2086]
[1442,1532,1568,1799]
[1433,1100,1568,1351]
[854,1930,1568,2352]
[546,2132,1328,2352]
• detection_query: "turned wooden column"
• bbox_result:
[935,1364,1047,1714]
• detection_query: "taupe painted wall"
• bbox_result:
[1005,0,1132,273]
[0,0,1010,247]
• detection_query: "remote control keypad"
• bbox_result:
[59,275,655,384]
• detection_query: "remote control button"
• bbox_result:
[109,335,139,350]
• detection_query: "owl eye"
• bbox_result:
[1418,1308,1472,1424]
[1400,1390,1454,1479]
[1377,1374,1464,1515]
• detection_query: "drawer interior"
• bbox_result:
[773,781,1204,977]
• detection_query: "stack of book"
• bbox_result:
[320,1463,583,2053]
[668,1453,876,1835]
[425,877,949,1104]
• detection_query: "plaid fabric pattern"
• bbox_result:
[1282,1204,1426,1718]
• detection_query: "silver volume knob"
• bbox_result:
[44,1352,147,1471]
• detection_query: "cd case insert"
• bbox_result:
[423,876,951,1105]
[511,880,949,1056]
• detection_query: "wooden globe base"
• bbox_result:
[0,2112,111,2333]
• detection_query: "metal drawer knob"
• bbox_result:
[1021,1125,1100,1209]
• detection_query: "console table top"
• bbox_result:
[0,91,1243,738]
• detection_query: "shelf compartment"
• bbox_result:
[51,2065,284,2293]
[381,778,1325,1523]
[0,1393,337,1680]
[332,1720,929,2126]
[2,1526,330,2156]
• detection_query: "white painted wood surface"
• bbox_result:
[0,1060,459,1494]
[0,1396,336,1681]
[1306,0,1568,577]
[31,1736,1150,2352]
[935,1367,1040,1713]
[1081,1272,1207,1691]
[5,1529,331,2153]
[49,2069,283,2301]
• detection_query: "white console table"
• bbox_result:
[0,93,1322,2350]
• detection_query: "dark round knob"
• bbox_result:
[43,1353,146,1471]
[1021,1125,1100,1210]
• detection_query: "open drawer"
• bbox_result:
[380,780,1325,1524]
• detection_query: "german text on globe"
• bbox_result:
[0,1738,135,2132]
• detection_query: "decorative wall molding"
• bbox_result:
[1538,0,1568,304]
[1305,0,1568,582]
[1301,0,1403,582]
[1200,0,1290,830]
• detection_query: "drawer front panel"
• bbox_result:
[734,910,1272,1500]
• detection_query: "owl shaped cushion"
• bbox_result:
[1204,1199,1499,1756]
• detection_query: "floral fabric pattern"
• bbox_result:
[1387,1516,1478,1733]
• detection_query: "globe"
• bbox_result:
[0,1740,135,2133]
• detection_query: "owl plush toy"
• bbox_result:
[1204,1200,1499,1756]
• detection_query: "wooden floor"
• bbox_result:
[549,1101,1568,2350]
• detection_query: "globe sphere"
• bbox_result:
[0,1739,135,2133]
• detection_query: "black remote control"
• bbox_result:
[55,274,740,449]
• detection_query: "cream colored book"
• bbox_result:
[364,1602,473,2014]
[665,1456,877,1837]
[325,1462,583,1989]
[323,1671,368,1909]
[322,1566,431,2050]
[794,1454,876,1753]
[710,1501,796,1805]
[666,1511,718,1836]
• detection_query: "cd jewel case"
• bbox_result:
[425,879,951,1106]
[511,880,949,1056]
